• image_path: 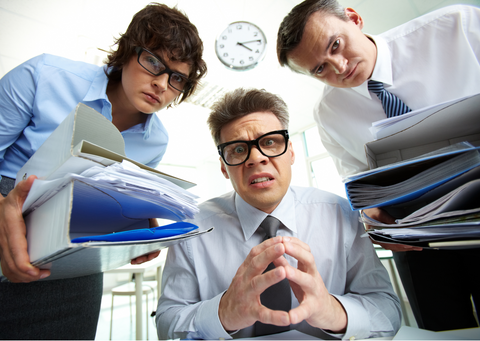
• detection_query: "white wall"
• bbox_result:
[2,0,479,205]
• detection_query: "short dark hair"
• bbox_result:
[207,88,289,146]
[277,0,347,70]
[105,3,207,105]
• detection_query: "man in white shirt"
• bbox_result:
[276,0,480,331]
[156,88,401,340]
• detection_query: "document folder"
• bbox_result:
[344,144,480,210]
[3,103,211,281]
[70,222,198,243]
[381,165,480,219]
[370,94,479,140]
[16,102,193,189]
[29,227,213,281]
[354,96,480,249]
[367,224,480,250]
[365,93,480,169]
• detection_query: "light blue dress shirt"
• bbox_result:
[0,54,169,179]
[156,186,401,340]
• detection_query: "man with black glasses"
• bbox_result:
[155,88,401,340]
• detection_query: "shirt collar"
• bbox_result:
[83,65,110,103]
[235,187,297,241]
[83,66,155,138]
[124,114,155,138]
[351,34,393,99]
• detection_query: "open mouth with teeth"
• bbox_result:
[251,177,272,184]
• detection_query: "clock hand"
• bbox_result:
[237,42,253,51]
[238,39,262,44]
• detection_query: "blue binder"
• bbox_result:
[344,145,480,211]
[71,222,198,243]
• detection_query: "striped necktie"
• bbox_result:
[368,80,412,118]
[254,215,291,336]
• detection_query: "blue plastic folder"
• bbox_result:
[71,222,198,243]
[344,145,480,211]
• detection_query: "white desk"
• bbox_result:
[246,327,480,340]
[106,253,166,340]
[393,326,480,340]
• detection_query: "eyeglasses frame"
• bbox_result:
[135,46,192,93]
[217,129,290,166]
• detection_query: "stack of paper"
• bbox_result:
[23,160,199,221]
[369,94,478,140]
[363,176,480,248]
[345,143,480,210]
[7,103,213,281]
[361,160,480,248]
[354,148,480,249]
[346,95,480,249]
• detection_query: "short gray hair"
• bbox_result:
[207,88,289,146]
[277,0,347,70]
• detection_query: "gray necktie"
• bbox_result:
[368,80,412,118]
[254,215,291,336]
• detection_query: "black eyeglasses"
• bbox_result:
[135,47,192,93]
[217,130,289,166]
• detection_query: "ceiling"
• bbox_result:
[1,0,479,169]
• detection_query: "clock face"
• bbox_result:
[215,21,267,71]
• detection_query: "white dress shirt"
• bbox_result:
[156,186,401,340]
[315,5,480,178]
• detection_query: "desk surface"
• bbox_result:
[393,326,480,340]
[238,327,480,340]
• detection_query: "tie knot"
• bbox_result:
[367,79,412,118]
[259,215,282,240]
[368,79,384,93]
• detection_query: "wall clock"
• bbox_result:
[215,21,267,71]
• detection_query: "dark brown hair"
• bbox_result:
[207,88,289,146]
[277,0,347,70]
[105,3,207,105]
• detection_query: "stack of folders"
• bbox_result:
[344,143,480,249]
[345,94,480,249]
[369,94,477,140]
[23,159,200,242]
[6,103,213,281]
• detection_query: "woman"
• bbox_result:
[0,3,207,339]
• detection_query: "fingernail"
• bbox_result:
[27,270,37,277]
[40,273,49,279]
[283,236,290,242]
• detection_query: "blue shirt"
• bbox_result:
[156,186,401,340]
[0,54,169,179]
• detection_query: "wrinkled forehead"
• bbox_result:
[220,112,283,144]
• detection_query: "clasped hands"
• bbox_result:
[218,236,347,333]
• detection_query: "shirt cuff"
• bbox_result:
[331,294,371,340]
[195,290,232,340]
